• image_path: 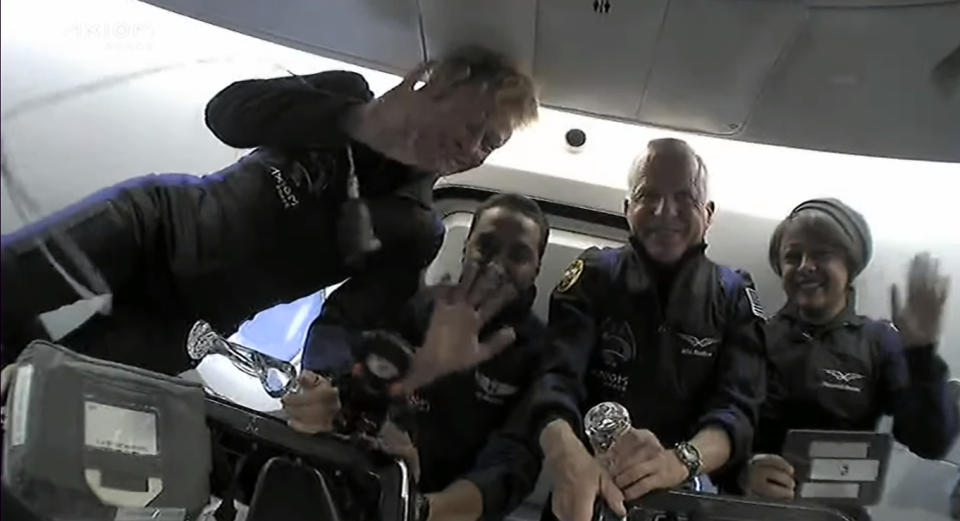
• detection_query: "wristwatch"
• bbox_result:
[673,441,703,481]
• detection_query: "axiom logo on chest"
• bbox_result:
[599,319,636,367]
[676,333,719,358]
[269,166,300,209]
[407,393,431,413]
[589,369,629,394]
[475,371,519,404]
[820,368,865,392]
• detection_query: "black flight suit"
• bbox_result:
[302,286,545,521]
[757,299,960,459]
[527,240,767,477]
[0,71,443,374]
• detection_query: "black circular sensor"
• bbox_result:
[565,128,587,148]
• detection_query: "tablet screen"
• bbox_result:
[782,429,893,506]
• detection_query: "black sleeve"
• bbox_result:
[525,251,602,440]
[309,189,443,346]
[752,356,791,455]
[0,148,342,368]
[301,319,360,375]
[0,316,50,364]
[301,285,430,375]
[877,321,960,459]
[1,185,152,365]
[715,353,783,495]
[462,403,543,521]
[461,327,547,521]
[0,181,214,373]
[695,271,767,471]
[205,70,374,149]
[315,265,424,347]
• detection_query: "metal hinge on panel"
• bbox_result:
[592,0,612,14]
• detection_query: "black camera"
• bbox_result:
[565,128,587,150]
[332,330,414,437]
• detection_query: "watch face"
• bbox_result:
[676,443,701,473]
[366,353,400,379]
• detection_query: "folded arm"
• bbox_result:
[205,70,373,149]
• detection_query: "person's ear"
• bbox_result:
[704,201,716,226]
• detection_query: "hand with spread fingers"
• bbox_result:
[891,252,951,347]
[281,371,342,434]
[543,423,625,521]
[605,428,688,500]
[392,261,518,395]
[344,62,498,175]
[745,454,796,500]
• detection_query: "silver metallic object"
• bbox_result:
[584,401,631,454]
[186,320,300,398]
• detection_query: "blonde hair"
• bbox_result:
[431,46,539,129]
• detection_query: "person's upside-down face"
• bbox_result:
[423,82,516,174]
[403,52,537,176]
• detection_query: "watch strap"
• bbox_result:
[673,441,702,480]
[416,493,431,521]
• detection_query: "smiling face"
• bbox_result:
[463,206,543,291]
[625,140,714,265]
[418,48,538,175]
[415,82,517,174]
[777,213,854,323]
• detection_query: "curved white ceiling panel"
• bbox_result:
[140,0,960,162]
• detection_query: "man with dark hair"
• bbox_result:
[467,193,551,257]
[0,47,538,388]
[529,138,767,521]
[291,193,550,521]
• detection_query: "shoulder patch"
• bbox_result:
[556,258,585,293]
[744,286,766,320]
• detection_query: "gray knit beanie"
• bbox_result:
[768,198,873,279]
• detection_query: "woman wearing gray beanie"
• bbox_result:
[744,198,957,507]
